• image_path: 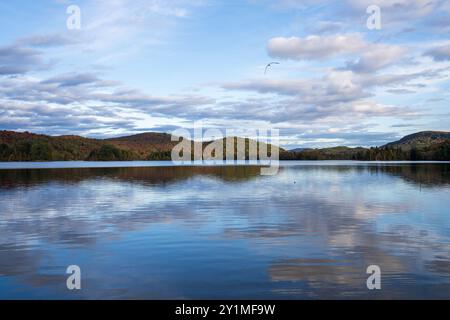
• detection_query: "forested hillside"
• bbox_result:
[1,130,449,161]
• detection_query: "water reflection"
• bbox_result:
[1,163,448,189]
[0,163,449,299]
[0,166,263,189]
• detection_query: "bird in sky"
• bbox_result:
[264,62,280,75]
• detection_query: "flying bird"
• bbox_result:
[264,62,280,75]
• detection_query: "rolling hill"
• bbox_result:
[0,131,179,161]
[0,130,449,161]
[106,132,177,157]
[383,131,450,150]
[0,131,282,161]
[286,131,450,161]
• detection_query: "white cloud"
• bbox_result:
[346,45,406,73]
[267,34,367,60]
[425,44,450,61]
[267,33,407,74]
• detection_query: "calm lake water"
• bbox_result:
[0,161,449,299]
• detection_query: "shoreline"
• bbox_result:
[0,160,449,170]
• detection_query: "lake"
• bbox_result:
[0,161,449,299]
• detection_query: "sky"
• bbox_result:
[0,0,449,148]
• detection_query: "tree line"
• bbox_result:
[1,140,449,161]
[279,143,450,161]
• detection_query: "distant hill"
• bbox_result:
[285,131,450,161]
[383,131,450,150]
[0,131,190,161]
[1,130,449,162]
[0,131,106,161]
[106,132,179,159]
[0,130,283,161]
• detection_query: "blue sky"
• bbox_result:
[0,0,449,148]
